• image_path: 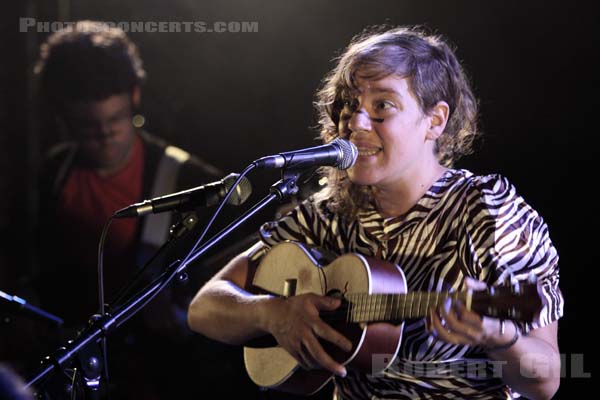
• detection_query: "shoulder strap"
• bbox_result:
[50,144,78,198]
[139,145,191,249]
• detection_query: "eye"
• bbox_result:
[342,98,359,111]
[71,119,100,136]
[374,100,394,111]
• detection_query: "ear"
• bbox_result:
[426,101,449,140]
[131,85,141,109]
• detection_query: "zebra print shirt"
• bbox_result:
[251,169,563,399]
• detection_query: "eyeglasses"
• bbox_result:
[67,108,132,142]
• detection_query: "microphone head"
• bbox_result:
[331,138,358,170]
[222,173,252,206]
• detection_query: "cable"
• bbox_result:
[179,163,256,268]
[96,216,115,385]
[113,163,257,328]
[109,236,172,308]
[97,217,114,317]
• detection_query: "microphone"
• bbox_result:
[115,173,252,218]
[253,138,358,170]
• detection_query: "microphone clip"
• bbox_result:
[270,169,301,201]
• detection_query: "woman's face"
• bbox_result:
[338,74,439,189]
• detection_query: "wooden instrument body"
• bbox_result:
[243,241,407,394]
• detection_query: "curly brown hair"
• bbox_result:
[314,26,480,218]
[35,20,146,111]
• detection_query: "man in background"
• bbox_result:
[33,20,223,399]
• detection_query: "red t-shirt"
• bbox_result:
[56,135,144,299]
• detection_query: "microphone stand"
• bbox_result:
[0,289,63,327]
[26,169,301,398]
[175,169,301,274]
[26,211,199,399]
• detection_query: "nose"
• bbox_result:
[348,108,372,133]
[96,121,117,142]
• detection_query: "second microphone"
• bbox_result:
[115,173,252,218]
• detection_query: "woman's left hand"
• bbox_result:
[426,277,513,349]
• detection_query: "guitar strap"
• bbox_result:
[139,145,190,250]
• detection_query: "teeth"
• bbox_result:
[358,148,380,156]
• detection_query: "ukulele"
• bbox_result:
[243,241,544,395]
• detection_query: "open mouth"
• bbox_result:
[357,147,382,157]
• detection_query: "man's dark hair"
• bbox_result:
[35,20,146,108]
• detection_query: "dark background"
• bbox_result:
[0,0,594,398]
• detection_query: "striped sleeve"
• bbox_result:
[245,198,332,264]
[258,198,331,247]
[463,174,564,331]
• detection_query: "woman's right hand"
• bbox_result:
[263,293,353,377]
